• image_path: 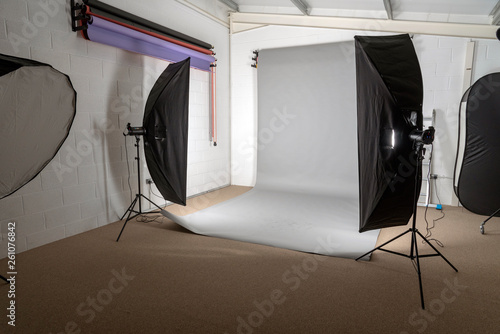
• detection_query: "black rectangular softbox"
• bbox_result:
[355,34,424,232]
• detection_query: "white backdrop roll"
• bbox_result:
[164,41,379,258]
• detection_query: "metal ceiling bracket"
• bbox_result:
[290,0,310,16]
[490,0,500,25]
[383,0,393,20]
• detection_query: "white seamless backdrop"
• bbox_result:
[231,25,500,207]
[165,41,380,258]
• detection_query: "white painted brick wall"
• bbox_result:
[96,178,124,199]
[77,164,100,185]
[0,197,24,221]
[88,43,117,63]
[3,213,45,237]
[62,184,96,206]
[65,217,98,238]
[0,0,28,19]
[26,0,70,33]
[26,226,65,250]
[80,198,105,220]
[473,40,500,80]
[52,30,88,55]
[41,167,78,190]
[31,46,70,73]
[6,21,52,49]
[0,18,7,40]
[70,54,103,77]
[44,204,81,230]
[413,35,467,205]
[0,0,229,258]
[23,189,63,215]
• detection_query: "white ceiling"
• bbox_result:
[394,0,495,16]
[222,0,500,25]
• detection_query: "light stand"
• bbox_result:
[356,127,458,309]
[116,125,165,242]
[480,207,500,234]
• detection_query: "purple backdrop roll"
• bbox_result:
[87,16,215,71]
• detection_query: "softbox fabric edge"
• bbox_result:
[0,54,77,199]
[355,34,423,233]
[143,58,190,206]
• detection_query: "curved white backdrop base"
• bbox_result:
[163,41,380,259]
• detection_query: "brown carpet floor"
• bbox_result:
[1,185,499,334]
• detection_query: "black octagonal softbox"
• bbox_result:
[117,58,190,241]
[143,57,190,206]
[0,54,76,199]
[355,34,423,233]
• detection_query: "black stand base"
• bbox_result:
[0,275,7,283]
[356,227,457,309]
[116,194,165,242]
[480,207,500,234]
[116,134,165,242]
[356,141,457,310]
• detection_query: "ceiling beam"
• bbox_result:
[290,0,310,16]
[218,0,239,12]
[383,0,393,20]
[176,0,229,27]
[230,12,498,39]
[490,0,500,25]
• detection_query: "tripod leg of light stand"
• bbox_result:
[140,194,165,212]
[117,196,139,242]
[411,230,426,309]
[416,230,458,272]
[120,196,139,220]
[116,195,166,242]
[0,275,8,283]
[117,135,147,242]
[480,207,500,235]
[355,228,412,261]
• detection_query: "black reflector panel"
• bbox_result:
[454,73,500,216]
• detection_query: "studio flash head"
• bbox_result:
[124,123,146,137]
[409,126,435,145]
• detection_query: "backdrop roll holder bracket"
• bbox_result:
[251,50,259,68]
[356,129,458,310]
[70,0,90,32]
[116,125,166,242]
